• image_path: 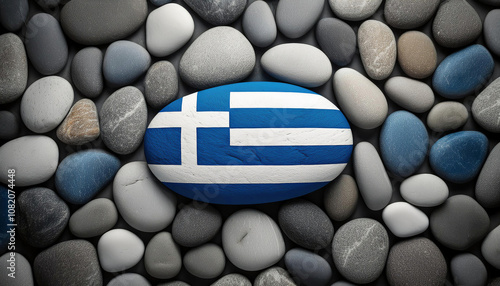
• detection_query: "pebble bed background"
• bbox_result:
[1,0,500,285]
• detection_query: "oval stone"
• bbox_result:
[103,40,151,87]
[69,198,118,238]
[276,0,324,39]
[384,77,434,113]
[261,43,332,88]
[382,202,429,238]
[183,243,225,279]
[451,253,488,286]
[400,174,449,207]
[380,110,428,178]
[397,31,437,79]
[56,99,100,146]
[485,9,500,57]
[384,0,440,29]
[285,248,332,286]
[427,101,468,132]
[71,47,103,98]
[0,33,28,104]
[333,68,388,129]
[476,143,500,208]
[144,82,352,204]
[144,61,179,109]
[482,225,500,270]
[242,0,277,48]
[433,45,494,99]
[0,111,19,141]
[324,174,359,221]
[316,18,357,67]
[108,274,149,286]
[60,0,148,45]
[472,77,500,133]
[358,20,396,80]
[328,0,381,21]
[430,131,488,183]
[145,232,182,279]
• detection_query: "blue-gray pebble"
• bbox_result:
[25,13,68,75]
[183,0,247,25]
[432,45,494,99]
[430,131,488,184]
[451,253,487,286]
[380,110,428,178]
[285,248,332,286]
[316,18,356,67]
[55,150,120,205]
[71,47,103,98]
[103,41,151,87]
[0,0,29,31]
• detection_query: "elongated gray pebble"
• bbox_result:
[324,174,359,221]
[276,0,324,39]
[476,143,500,208]
[183,243,225,279]
[242,0,277,48]
[0,33,27,104]
[144,61,178,109]
[427,101,468,132]
[384,77,434,113]
[400,174,449,207]
[485,9,500,57]
[145,232,182,279]
[172,202,222,248]
[69,198,118,238]
[472,77,500,133]
[358,20,396,80]
[482,225,500,269]
[71,47,103,98]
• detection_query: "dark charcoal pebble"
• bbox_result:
[182,0,247,26]
[172,202,222,248]
[0,0,29,31]
[71,47,104,98]
[451,253,487,286]
[25,13,68,75]
[430,195,490,250]
[384,0,440,29]
[279,199,334,250]
[386,237,447,286]
[34,240,102,286]
[285,248,332,286]
[18,187,69,248]
[0,111,19,140]
[316,18,356,67]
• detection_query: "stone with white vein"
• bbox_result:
[358,20,396,80]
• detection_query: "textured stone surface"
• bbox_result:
[386,238,447,286]
[108,273,150,286]
[100,86,148,154]
[385,0,440,29]
[430,195,490,250]
[0,111,19,140]
[242,0,276,47]
[182,0,246,25]
[34,240,102,286]
[57,99,100,145]
[285,248,332,286]
[451,253,488,286]
[145,232,182,279]
[276,0,324,39]
[382,202,429,237]
[400,174,449,207]
[61,0,148,45]
[358,20,396,80]
[476,143,500,208]
[179,26,255,89]
[482,225,500,269]
[261,43,332,87]
[97,229,145,272]
[211,273,251,286]
[427,101,469,132]
[0,252,33,286]
[324,174,358,221]
[183,243,226,279]
[144,61,178,109]
[0,0,29,31]
[0,33,27,104]
[103,40,151,87]
[472,77,500,133]
[316,18,356,67]
[397,31,437,79]
[254,267,296,286]
[485,9,500,57]
[332,218,389,284]
[172,202,222,248]
[328,0,382,21]
[385,77,434,113]
[71,47,103,98]
[69,198,118,238]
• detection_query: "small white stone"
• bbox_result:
[97,229,145,272]
[20,76,74,133]
[358,20,396,80]
[382,202,429,238]
[0,135,58,187]
[146,3,194,57]
[384,76,435,113]
[222,209,285,271]
[400,173,449,207]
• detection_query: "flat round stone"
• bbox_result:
[182,0,246,25]
[482,225,500,269]
[384,0,440,29]
[261,43,332,88]
[56,99,100,145]
[69,198,118,238]
[485,9,500,57]
[222,209,285,271]
[385,77,434,113]
[254,267,295,286]
[179,26,255,89]
[145,232,182,279]
[358,20,396,80]
[103,40,151,87]
[144,61,178,109]
[476,143,500,208]
[316,18,356,67]
[451,253,488,286]
[21,76,73,133]
[0,252,33,286]
[183,243,225,279]
[328,0,382,21]
[430,195,490,250]
[60,0,148,45]
[172,202,222,248]
[382,202,429,237]
[242,0,277,48]
[144,82,352,204]
[430,131,488,183]
[25,13,68,75]
[433,45,494,99]
[0,33,27,104]
[324,174,359,221]
[472,77,500,133]
[333,68,388,129]
[71,47,103,98]
[0,0,29,31]
[285,248,332,286]
[276,0,324,39]
[427,101,468,132]
[397,31,437,79]
[400,174,449,207]
[97,229,145,272]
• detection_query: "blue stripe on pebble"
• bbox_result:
[144,128,182,165]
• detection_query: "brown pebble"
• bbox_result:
[57,98,100,145]
[323,174,359,221]
[397,31,437,79]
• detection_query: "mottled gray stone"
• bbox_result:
[430,195,490,250]
[25,13,68,75]
[384,0,440,29]
[172,202,222,247]
[428,101,468,132]
[71,47,103,98]
[0,33,28,104]
[242,0,277,48]
[69,198,118,238]
[179,26,255,89]
[18,188,69,248]
[476,143,500,208]
[276,0,324,39]
[433,0,482,48]
[183,0,246,25]
[482,225,500,269]
[183,243,226,279]
[332,218,389,284]
[285,248,332,286]
[108,273,150,286]
[484,9,500,57]
[0,111,19,140]
[451,253,487,286]
[278,199,334,250]
[144,61,178,109]
[0,0,29,31]
[211,273,251,286]
[145,232,182,279]
[0,252,33,286]
[254,267,296,286]
[328,0,381,21]
[472,77,500,133]
[316,18,356,67]
[324,174,358,221]
[100,86,147,155]
[386,237,447,286]
[61,0,148,45]
[103,40,151,87]
[358,20,396,80]
[34,240,102,286]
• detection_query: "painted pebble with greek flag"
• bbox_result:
[145,82,353,204]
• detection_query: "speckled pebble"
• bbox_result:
[324,174,359,221]
[328,0,382,21]
[144,61,178,109]
[427,101,469,132]
[182,0,247,26]
[211,273,251,286]
[385,0,440,29]
[172,202,222,248]
[472,77,500,133]
[0,33,28,104]
[254,267,296,286]
[397,31,437,79]
[358,20,396,80]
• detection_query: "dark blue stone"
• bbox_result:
[432,45,494,99]
[430,131,489,183]
[285,248,332,286]
[55,150,120,204]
